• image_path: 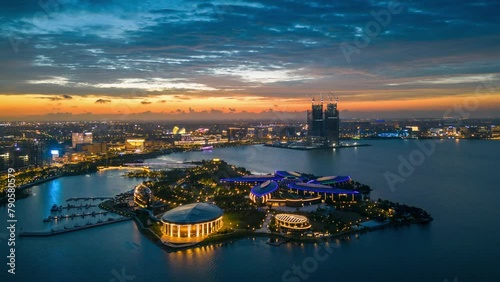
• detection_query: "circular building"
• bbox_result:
[275,214,311,230]
[307,175,351,187]
[134,183,153,208]
[250,180,279,204]
[161,203,223,239]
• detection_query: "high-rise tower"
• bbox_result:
[307,94,340,147]
[324,95,340,146]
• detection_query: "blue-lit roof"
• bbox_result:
[161,203,223,224]
[307,175,351,185]
[250,180,279,197]
[275,170,302,178]
[221,174,281,183]
[287,183,359,194]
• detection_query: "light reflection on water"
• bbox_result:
[1,140,499,281]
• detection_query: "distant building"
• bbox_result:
[307,96,340,147]
[0,150,9,171]
[228,127,246,141]
[125,139,145,152]
[72,132,93,148]
[492,125,500,138]
[0,141,45,170]
[82,142,107,155]
[324,101,340,146]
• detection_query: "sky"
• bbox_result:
[0,0,499,121]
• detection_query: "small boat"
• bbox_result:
[200,146,213,151]
[50,204,59,212]
[86,221,92,226]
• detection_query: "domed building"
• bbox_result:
[250,180,279,204]
[161,203,223,242]
[134,183,153,208]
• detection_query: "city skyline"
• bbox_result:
[1,0,499,121]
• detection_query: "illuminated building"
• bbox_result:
[307,175,351,187]
[249,180,279,204]
[72,132,93,148]
[228,127,246,141]
[125,139,145,152]
[275,214,311,230]
[222,170,359,206]
[161,203,223,241]
[307,94,340,147]
[287,183,359,202]
[324,100,340,146]
[82,142,108,155]
[134,183,153,208]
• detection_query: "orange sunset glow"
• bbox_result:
[0,0,498,121]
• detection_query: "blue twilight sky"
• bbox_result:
[0,0,499,120]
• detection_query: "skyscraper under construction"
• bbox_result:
[307,95,340,147]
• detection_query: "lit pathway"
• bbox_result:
[255,210,272,233]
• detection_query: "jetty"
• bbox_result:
[20,217,131,237]
[51,204,99,211]
[43,211,111,222]
[66,197,113,202]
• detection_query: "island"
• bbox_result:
[101,159,432,251]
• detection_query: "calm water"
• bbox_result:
[1,140,499,281]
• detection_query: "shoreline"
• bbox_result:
[264,143,371,151]
[131,216,426,253]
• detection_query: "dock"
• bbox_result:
[43,211,111,222]
[20,217,131,237]
[51,204,99,211]
[66,197,113,202]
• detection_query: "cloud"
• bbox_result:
[36,94,74,101]
[95,99,111,104]
[387,74,499,86]
[93,78,218,91]
[0,0,500,118]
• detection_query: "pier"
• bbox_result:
[44,211,111,222]
[51,204,99,211]
[66,197,113,202]
[20,217,131,237]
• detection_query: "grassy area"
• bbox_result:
[221,210,266,231]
